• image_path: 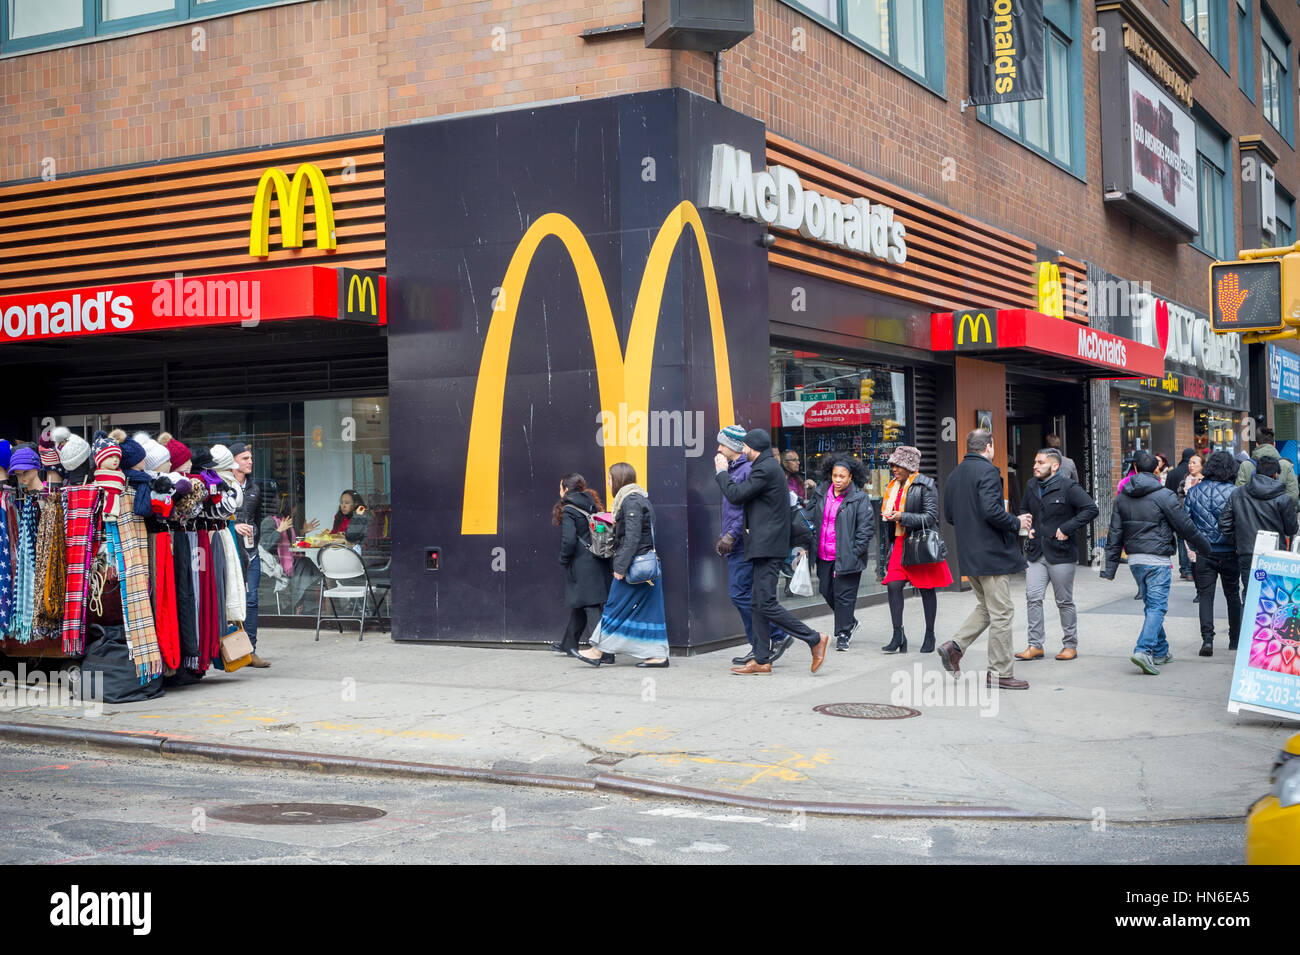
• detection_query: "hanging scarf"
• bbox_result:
[195,529,217,673]
[110,512,164,684]
[172,530,199,671]
[60,486,101,655]
[0,491,13,634]
[884,472,919,539]
[611,482,649,519]
[11,496,39,642]
[153,531,179,669]
[32,492,66,636]
[210,531,227,665]
[94,467,127,517]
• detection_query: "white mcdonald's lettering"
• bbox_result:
[1078,327,1127,366]
[2,291,134,339]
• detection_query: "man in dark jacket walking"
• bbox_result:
[715,428,830,675]
[1220,455,1299,601]
[716,426,788,666]
[938,429,1032,690]
[1103,452,1213,676]
[1015,448,1098,662]
[1185,449,1245,655]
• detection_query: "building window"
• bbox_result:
[977,0,1083,175]
[3,0,291,54]
[783,0,946,94]
[1274,188,1295,246]
[1193,114,1233,258]
[1239,0,1255,102]
[1182,0,1229,68]
[1260,5,1294,142]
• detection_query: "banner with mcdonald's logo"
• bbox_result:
[384,90,772,646]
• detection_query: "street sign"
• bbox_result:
[799,389,836,401]
[1210,259,1283,333]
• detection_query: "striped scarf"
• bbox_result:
[94,467,127,516]
[108,512,164,684]
[32,492,66,636]
[61,486,101,655]
[0,493,12,633]
[11,496,39,643]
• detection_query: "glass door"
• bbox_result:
[47,410,163,442]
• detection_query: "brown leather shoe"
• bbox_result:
[937,640,962,675]
[730,660,772,675]
[248,653,271,668]
[1014,646,1045,661]
[810,634,830,673]
[986,674,1029,689]
[1055,648,1077,661]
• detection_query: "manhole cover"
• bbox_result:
[207,803,387,825]
[813,702,921,720]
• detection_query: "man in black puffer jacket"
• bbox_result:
[1103,452,1212,676]
[1220,455,1299,602]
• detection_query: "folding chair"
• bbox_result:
[314,544,390,641]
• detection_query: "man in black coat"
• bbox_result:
[1220,455,1300,600]
[1103,451,1214,676]
[715,428,829,674]
[1015,448,1098,662]
[938,429,1031,689]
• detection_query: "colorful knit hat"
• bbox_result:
[37,432,60,467]
[92,430,122,468]
[159,431,191,472]
[717,425,746,453]
[0,439,11,471]
[118,438,147,470]
[52,426,91,471]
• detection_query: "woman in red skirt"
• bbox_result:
[879,446,953,653]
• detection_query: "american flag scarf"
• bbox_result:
[60,486,101,655]
[106,513,163,683]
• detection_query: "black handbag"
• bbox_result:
[625,506,662,584]
[902,516,948,566]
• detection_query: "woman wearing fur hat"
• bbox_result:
[804,456,874,651]
[879,445,952,653]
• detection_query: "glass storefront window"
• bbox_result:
[1194,407,1238,454]
[770,347,910,609]
[177,396,391,619]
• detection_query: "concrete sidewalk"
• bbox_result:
[2,569,1294,820]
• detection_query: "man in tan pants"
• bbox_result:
[937,430,1031,690]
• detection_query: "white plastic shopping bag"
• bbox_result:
[789,550,815,597]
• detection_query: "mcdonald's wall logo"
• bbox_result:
[383,90,771,645]
[249,162,337,257]
[954,309,997,348]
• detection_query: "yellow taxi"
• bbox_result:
[1246,732,1300,864]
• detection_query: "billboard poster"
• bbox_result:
[1229,549,1300,722]
[1127,61,1198,234]
[966,0,1045,106]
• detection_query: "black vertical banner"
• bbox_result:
[967,0,1046,105]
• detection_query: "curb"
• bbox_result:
[0,719,1079,820]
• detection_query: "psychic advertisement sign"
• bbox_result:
[1229,549,1300,722]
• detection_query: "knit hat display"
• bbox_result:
[37,433,60,467]
[134,432,172,472]
[9,446,39,472]
[717,425,746,453]
[887,445,922,473]
[163,435,191,472]
[92,430,122,468]
[742,428,772,452]
[52,427,92,471]
[150,490,175,518]
[209,444,236,473]
[190,449,216,472]
[118,438,147,470]
[0,439,11,471]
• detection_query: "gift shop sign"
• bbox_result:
[707,144,907,264]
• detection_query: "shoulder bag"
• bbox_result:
[625,502,662,585]
[902,489,948,566]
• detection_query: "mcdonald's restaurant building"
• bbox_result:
[0,90,1169,650]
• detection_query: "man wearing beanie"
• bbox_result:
[716,425,791,666]
[716,427,829,674]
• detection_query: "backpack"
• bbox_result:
[566,504,616,559]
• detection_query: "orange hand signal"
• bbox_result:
[1217,272,1249,324]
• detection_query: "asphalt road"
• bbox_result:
[0,742,1244,864]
